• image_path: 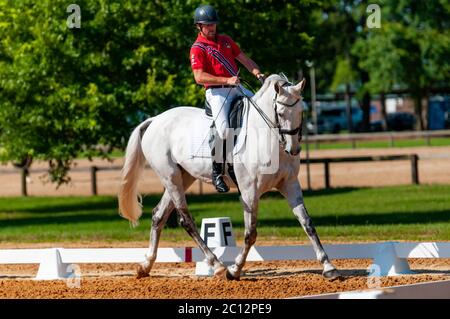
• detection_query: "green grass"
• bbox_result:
[77,148,125,159]
[1,185,450,243]
[307,137,450,150]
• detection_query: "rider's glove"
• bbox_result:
[257,73,266,85]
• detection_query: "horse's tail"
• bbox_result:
[118,117,153,227]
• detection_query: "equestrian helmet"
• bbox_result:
[194,5,219,25]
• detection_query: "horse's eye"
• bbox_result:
[277,107,286,115]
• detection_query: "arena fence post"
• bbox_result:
[35,248,74,280]
[371,242,413,276]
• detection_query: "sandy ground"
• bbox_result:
[1,147,449,298]
[0,241,449,299]
[0,259,448,299]
[0,146,449,196]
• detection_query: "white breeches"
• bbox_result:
[205,85,254,139]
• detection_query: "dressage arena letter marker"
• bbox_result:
[195,217,236,276]
[203,223,216,247]
[221,222,232,246]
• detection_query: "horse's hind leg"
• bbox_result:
[159,167,226,276]
[136,190,173,278]
[137,171,196,279]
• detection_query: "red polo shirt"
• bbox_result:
[190,33,241,89]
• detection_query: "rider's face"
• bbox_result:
[199,24,217,39]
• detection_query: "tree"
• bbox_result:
[354,0,450,130]
[0,0,320,185]
[0,0,187,183]
[309,0,374,132]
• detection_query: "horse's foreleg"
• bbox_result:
[278,180,341,280]
[226,187,258,280]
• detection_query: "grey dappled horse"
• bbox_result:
[118,74,341,280]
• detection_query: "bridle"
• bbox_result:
[239,81,303,145]
[272,83,303,144]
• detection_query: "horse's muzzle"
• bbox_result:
[285,148,301,156]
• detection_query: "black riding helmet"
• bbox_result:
[194,5,219,25]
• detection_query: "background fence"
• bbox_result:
[0,154,421,196]
[304,129,450,149]
[1,130,449,196]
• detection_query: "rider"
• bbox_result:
[190,4,266,193]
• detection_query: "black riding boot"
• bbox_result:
[209,124,229,193]
[212,161,229,193]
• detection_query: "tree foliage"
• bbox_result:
[0,0,319,184]
[354,0,450,129]
[0,0,449,184]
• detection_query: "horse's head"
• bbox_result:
[272,77,306,156]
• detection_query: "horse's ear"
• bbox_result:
[274,82,285,95]
[294,78,306,92]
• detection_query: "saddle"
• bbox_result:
[204,96,245,132]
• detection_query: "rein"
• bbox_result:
[237,82,303,144]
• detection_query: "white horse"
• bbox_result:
[118,74,341,280]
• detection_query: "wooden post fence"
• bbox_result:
[324,160,330,189]
[305,154,420,189]
[411,154,419,185]
[90,166,98,196]
[21,168,28,196]
[6,154,424,196]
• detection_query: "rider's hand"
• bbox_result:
[256,73,266,85]
[226,76,240,86]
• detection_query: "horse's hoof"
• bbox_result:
[136,265,149,279]
[323,268,342,281]
[224,265,240,281]
[214,264,227,277]
[225,269,240,281]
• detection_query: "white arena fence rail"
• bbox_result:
[0,242,449,280]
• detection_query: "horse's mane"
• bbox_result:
[253,73,290,101]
